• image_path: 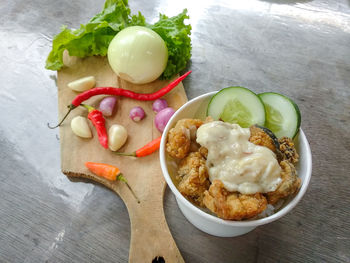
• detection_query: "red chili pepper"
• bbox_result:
[81,104,108,149]
[114,136,161,157]
[48,71,192,129]
[85,162,140,203]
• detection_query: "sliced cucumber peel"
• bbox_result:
[259,92,301,138]
[207,86,265,128]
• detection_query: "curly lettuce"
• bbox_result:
[149,10,191,79]
[45,0,191,79]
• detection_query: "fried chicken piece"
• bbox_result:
[198,146,208,159]
[166,119,204,159]
[249,125,283,161]
[249,125,279,153]
[279,137,299,164]
[266,160,301,204]
[177,152,210,206]
[203,180,267,220]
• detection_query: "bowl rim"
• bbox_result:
[160,91,312,227]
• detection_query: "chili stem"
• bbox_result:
[114,152,137,157]
[80,103,95,112]
[47,105,76,129]
[117,174,140,203]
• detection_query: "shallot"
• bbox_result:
[154,107,175,132]
[152,99,168,113]
[129,106,145,122]
[99,96,117,117]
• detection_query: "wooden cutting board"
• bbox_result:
[57,53,187,263]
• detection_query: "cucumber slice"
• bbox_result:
[207,87,265,128]
[258,92,301,138]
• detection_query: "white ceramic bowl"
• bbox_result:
[160,91,312,237]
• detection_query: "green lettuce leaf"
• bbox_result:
[46,0,145,70]
[45,0,191,80]
[148,9,191,79]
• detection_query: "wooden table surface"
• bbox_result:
[0,0,349,262]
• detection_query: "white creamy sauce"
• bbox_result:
[196,121,281,195]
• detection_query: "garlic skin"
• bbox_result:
[68,76,96,92]
[71,116,92,138]
[108,124,128,151]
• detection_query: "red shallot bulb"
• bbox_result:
[152,99,168,113]
[154,107,175,132]
[129,106,146,122]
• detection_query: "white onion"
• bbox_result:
[154,107,175,132]
[107,26,168,84]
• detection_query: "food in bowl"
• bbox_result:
[165,118,300,220]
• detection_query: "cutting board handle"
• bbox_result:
[66,172,184,263]
[126,185,184,263]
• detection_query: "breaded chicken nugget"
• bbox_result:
[166,119,203,159]
[203,180,267,220]
[198,146,208,159]
[266,160,301,204]
[177,152,210,206]
[279,137,299,164]
[249,125,282,159]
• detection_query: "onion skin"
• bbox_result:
[154,107,175,132]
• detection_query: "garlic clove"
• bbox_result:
[68,76,96,92]
[108,124,128,151]
[71,116,92,138]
